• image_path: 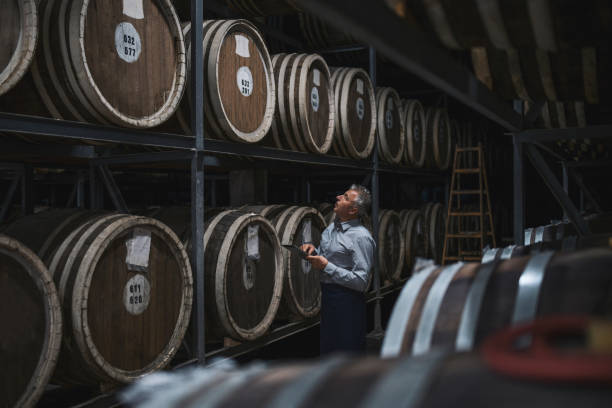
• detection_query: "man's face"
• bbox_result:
[333,189,359,220]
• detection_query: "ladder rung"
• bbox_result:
[449,212,489,216]
[451,190,487,195]
[456,147,480,152]
[459,251,481,256]
[455,169,480,174]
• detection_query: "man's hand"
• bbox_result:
[300,243,317,255]
[306,255,328,270]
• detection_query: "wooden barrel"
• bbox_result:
[153,207,284,341]
[2,210,193,385]
[330,67,376,159]
[425,107,452,170]
[122,349,612,408]
[402,99,427,167]
[224,0,300,16]
[247,205,325,319]
[0,0,37,97]
[381,248,612,357]
[398,209,422,277]
[1,0,186,128]
[421,202,445,263]
[378,209,405,283]
[175,20,275,143]
[0,234,61,408]
[375,87,404,164]
[268,53,334,154]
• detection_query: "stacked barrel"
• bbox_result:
[1,0,187,128]
[174,19,276,142]
[267,53,335,153]
[393,203,447,279]
[152,207,284,341]
[245,205,326,319]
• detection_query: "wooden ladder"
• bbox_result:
[442,143,496,264]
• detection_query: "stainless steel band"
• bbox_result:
[360,349,448,408]
[380,265,437,358]
[511,251,554,324]
[268,355,347,408]
[455,260,500,351]
[412,262,464,355]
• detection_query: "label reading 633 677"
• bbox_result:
[115,22,142,63]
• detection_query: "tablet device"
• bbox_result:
[282,244,317,259]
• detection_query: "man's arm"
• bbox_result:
[309,235,374,292]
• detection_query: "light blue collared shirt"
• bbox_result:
[317,218,375,292]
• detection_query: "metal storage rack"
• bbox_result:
[0,0,533,371]
[512,125,612,244]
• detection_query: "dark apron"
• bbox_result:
[320,283,366,355]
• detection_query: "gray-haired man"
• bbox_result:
[302,184,375,354]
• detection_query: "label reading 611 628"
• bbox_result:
[124,274,151,315]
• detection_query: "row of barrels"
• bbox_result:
[0,205,327,407]
[381,247,612,357]
[0,4,452,168]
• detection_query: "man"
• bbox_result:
[301,184,375,354]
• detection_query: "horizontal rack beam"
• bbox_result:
[0,113,194,150]
[203,139,371,168]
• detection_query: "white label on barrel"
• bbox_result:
[236,66,253,97]
[302,219,312,244]
[123,0,144,19]
[386,109,393,129]
[124,274,151,315]
[356,97,365,120]
[125,228,151,272]
[311,87,320,112]
[246,224,260,261]
[356,78,364,95]
[313,69,321,86]
[235,34,250,58]
[115,22,142,63]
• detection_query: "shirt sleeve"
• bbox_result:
[322,234,374,292]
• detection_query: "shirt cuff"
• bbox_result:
[323,261,337,274]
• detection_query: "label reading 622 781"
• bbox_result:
[115,22,142,63]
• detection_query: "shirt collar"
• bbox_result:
[334,218,360,232]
